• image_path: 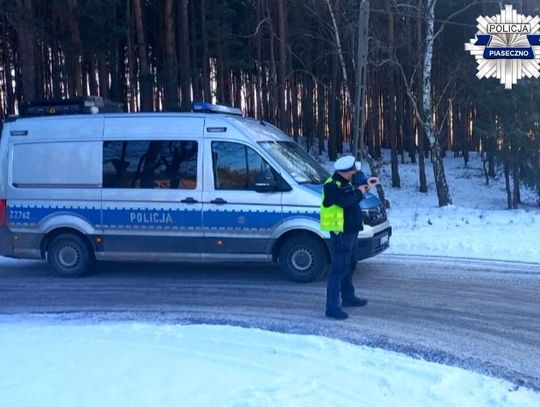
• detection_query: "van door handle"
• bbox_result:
[210,198,228,204]
[181,197,198,204]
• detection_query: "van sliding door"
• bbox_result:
[100,117,204,261]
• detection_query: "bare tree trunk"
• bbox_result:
[264,0,278,124]
[366,79,375,156]
[535,127,540,206]
[40,18,49,97]
[452,100,459,157]
[109,40,121,103]
[215,33,225,103]
[481,152,489,185]
[50,10,63,99]
[2,5,16,114]
[423,0,451,206]
[317,84,326,155]
[216,36,231,105]
[200,0,211,101]
[277,0,288,131]
[163,0,178,110]
[66,0,83,97]
[126,0,136,111]
[303,72,315,151]
[98,55,109,98]
[324,0,352,113]
[133,0,153,111]
[34,2,46,99]
[504,162,512,209]
[100,1,115,100]
[404,13,415,164]
[261,65,269,121]
[336,87,343,154]
[189,1,201,102]
[463,106,470,166]
[369,69,380,158]
[0,0,6,116]
[487,138,496,177]
[328,54,339,161]
[397,77,405,164]
[291,77,299,139]
[375,79,382,158]
[512,161,521,208]
[387,1,400,188]
[87,55,98,96]
[256,0,264,117]
[233,70,242,108]
[245,72,255,117]
[405,94,416,163]
[417,0,428,193]
[16,0,36,102]
[178,0,191,110]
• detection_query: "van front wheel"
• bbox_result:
[279,236,329,282]
[47,234,95,277]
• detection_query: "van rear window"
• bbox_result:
[103,140,198,189]
[12,141,102,187]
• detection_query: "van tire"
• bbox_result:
[47,234,95,277]
[279,235,329,282]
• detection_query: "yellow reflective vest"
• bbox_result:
[320,177,344,232]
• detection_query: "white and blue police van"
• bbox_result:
[0,97,391,282]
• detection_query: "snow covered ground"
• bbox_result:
[1,320,539,407]
[377,151,540,263]
[1,151,539,406]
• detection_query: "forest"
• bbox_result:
[1,0,539,208]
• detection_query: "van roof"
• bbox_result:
[5,112,293,143]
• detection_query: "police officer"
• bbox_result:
[320,155,378,320]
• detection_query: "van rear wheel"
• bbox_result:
[279,235,329,282]
[47,234,95,277]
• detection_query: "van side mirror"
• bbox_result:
[254,170,276,192]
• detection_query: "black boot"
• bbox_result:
[325,308,349,320]
[342,297,368,307]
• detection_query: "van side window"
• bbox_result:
[103,140,198,189]
[212,141,271,190]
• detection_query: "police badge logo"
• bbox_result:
[465,4,540,89]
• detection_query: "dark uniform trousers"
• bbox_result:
[326,231,358,310]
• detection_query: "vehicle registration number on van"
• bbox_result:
[9,210,31,221]
[380,234,389,245]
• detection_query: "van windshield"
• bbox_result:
[259,141,330,184]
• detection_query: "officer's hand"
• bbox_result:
[357,184,369,194]
[367,177,380,187]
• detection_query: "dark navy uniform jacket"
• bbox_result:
[322,172,364,234]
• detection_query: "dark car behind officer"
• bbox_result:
[320,155,379,320]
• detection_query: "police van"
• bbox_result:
[0,97,391,282]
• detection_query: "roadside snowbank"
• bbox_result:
[1,321,538,407]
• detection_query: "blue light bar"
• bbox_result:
[192,102,243,116]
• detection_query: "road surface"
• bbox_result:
[1,254,539,390]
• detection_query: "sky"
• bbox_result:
[1,150,539,406]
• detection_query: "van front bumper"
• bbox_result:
[0,228,13,257]
[357,227,392,260]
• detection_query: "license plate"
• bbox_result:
[380,234,389,245]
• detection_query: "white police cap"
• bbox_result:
[334,155,361,172]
